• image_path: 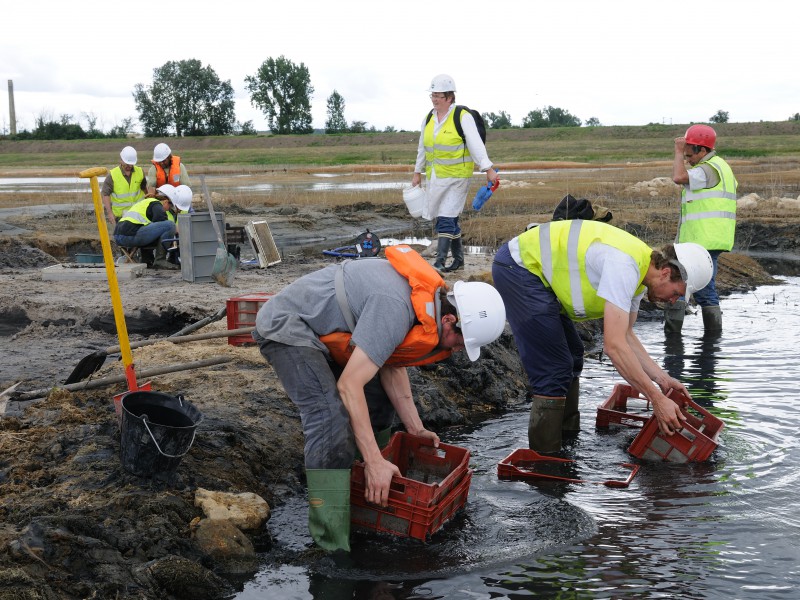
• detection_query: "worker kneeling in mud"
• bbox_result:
[253,245,506,552]
[492,220,713,453]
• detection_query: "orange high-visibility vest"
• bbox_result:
[153,155,182,187]
[320,245,452,367]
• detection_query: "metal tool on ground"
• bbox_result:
[13,357,233,404]
[471,168,501,210]
[64,326,254,384]
[200,175,237,287]
[79,167,151,404]
[322,230,382,258]
[498,448,640,488]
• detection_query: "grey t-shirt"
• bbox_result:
[255,259,417,367]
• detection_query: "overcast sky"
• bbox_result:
[2,0,797,135]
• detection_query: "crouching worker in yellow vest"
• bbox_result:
[112,184,192,269]
[253,245,506,551]
[492,220,713,453]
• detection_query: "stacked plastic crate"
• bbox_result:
[350,432,472,541]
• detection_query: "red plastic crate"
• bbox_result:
[628,390,724,463]
[225,292,274,345]
[351,470,472,541]
[498,448,639,488]
[596,383,652,428]
[351,432,470,508]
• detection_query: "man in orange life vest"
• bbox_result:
[253,245,506,552]
[146,142,191,195]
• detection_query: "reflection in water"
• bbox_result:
[663,331,727,407]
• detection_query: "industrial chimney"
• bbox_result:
[8,80,17,135]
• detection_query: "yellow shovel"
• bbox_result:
[78,167,150,414]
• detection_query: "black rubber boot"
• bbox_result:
[664,300,687,334]
[562,378,580,433]
[528,395,566,453]
[432,237,451,270]
[701,305,722,332]
[443,237,464,272]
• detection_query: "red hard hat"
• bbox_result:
[685,124,716,149]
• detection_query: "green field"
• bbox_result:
[3,121,800,172]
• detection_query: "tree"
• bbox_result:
[107,117,135,139]
[245,56,314,134]
[710,110,729,124]
[789,113,800,122]
[484,111,513,129]
[585,117,602,127]
[522,106,581,128]
[133,59,236,137]
[325,90,347,134]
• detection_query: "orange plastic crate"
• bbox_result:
[351,470,472,541]
[628,390,724,462]
[225,292,274,345]
[498,448,639,488]
[351,432,470,508]
[596,384,652,428]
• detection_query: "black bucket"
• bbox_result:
[120,391,203,477]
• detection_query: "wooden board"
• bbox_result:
[244,220,281,268]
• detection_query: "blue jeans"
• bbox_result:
[691,250,722,307]
[435,216,461,238]
[113,220,175,249]
[258,341,396,469]
[492,243,584,397]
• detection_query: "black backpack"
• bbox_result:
[425,105,487,145]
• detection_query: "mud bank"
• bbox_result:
[0,219,780,599]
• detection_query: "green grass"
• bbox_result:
[3,120,800,171]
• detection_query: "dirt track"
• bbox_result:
[0,192,784,599]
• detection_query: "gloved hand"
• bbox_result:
[472,172,500,210]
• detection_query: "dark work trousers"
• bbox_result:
[492,243,584,397]
[258,341,396,469]
[691,249,722,307]
[435,215,461,238]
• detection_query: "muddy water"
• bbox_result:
[237,277,800,599]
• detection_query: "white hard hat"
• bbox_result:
[672,243,713,299]
[153,143,172,162]
[429,74,456,93]
[449,281,506,361]
[173,185,193,211]
[156,184,178,204]
[120,146,137,165]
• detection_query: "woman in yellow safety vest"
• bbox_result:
[411,74,497,273]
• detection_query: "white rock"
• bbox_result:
[195,488,271,530]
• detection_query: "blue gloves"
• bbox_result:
[472,170,500,211]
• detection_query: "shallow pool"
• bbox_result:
[238,278,800,599]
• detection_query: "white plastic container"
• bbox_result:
[402,185,426,218]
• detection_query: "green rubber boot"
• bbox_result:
[701,305,722,332]
[562,378,581,433]
[664,300,687,334]
[528,395,566,453]
[306,469,351,552]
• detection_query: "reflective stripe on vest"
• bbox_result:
[119,198,160,226]
[423,109,473,179]
[509,220,651,321]
[679,154,738,251]
[153,155,182,187]
[109,166,145,216]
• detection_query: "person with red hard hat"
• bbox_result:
[666,124,738,333]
